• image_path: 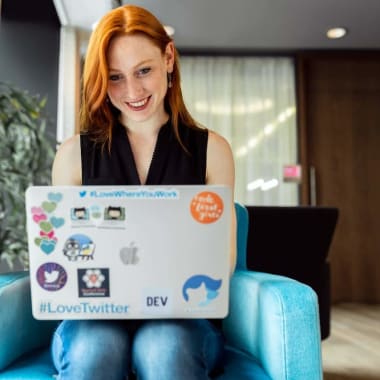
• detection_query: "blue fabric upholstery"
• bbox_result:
[0,272,57,374]
[223,270,322,380]
[0,203,322,379]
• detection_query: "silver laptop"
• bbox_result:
[25,185,231,320]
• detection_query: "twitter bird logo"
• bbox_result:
[44,270,59,283]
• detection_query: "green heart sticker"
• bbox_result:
[42,201,56,213]
[39,221,53,232]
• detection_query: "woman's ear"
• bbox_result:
[165,41,175,72]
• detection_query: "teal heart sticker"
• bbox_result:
[51,216,65,228]
[48,192,63,203]
[40,239,56,254]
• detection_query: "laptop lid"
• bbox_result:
[26,185,231,320]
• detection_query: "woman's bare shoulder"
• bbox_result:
[207,129,232,153]
[206,130,235,186]
[52,134,82,185]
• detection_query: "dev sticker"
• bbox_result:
[143,288,173,315]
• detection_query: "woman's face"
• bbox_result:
[106,33,174,127]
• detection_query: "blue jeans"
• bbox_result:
[51,319,224,380]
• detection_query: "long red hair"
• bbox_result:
[80,4,201,149]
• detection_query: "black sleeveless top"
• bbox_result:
[80,121,223,335]
[80,120,208,186]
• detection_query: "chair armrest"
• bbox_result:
[0,271,57,371]
[223,270,323,380]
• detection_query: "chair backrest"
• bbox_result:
[245,206,339,273]
[234,203,249,271]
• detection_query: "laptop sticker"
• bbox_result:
[182,274,222,307]
[31,192,65,254]
[70,206,94,227]
[143,288,173,315]
[36,262,67,291]
[98,206,126,229]
[71,207,89,220]
[63,234,95,261]
[90,205,102,219]
[190,192,224,224]
[78,268,110,297]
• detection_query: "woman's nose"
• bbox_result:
[126,77,143,99]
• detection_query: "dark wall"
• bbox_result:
[0,0,60,139]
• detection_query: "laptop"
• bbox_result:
[25,185,231,320]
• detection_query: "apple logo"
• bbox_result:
[120,242,140,265]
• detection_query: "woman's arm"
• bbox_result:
[206,130,237,274]
[51,134,82,186]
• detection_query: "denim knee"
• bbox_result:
[132,319,224,380]
[52,320,130,380]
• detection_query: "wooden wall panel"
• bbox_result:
[297,53,380,303]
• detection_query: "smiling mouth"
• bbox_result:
[126,96,151,110]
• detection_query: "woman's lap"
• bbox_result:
[52,319,224,380]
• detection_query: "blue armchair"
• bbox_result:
[0,203,322,379]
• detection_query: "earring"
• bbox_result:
[167,72,173,88]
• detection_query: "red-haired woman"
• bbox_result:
[51,4,236,379]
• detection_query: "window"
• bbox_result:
[181,56,298,205]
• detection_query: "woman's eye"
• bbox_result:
[137,67,151,76]
[109,74,122,81]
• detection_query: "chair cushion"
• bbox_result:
[0,272,58,371]
[0,348,56,380]
[217,346,271,380]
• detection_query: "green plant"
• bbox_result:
[0,82,55,269]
